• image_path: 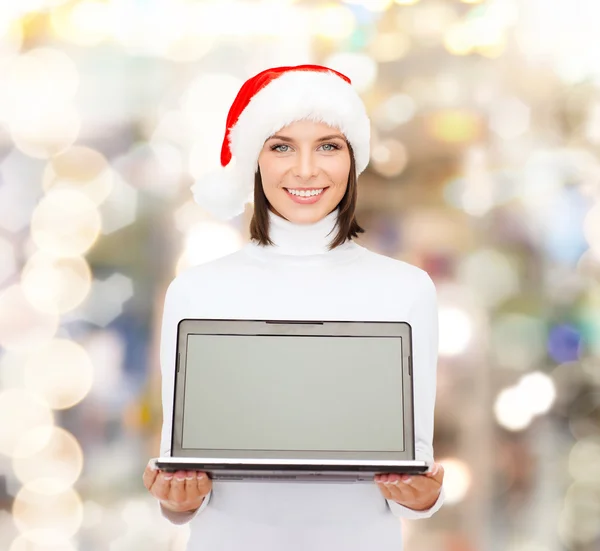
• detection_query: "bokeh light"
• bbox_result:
[368,32,410,62]
[0,17,23,62]
[547,323,582,363]
[518,371,556,415]
[456,248,520,308]
[173,200,210,234]
[112,142,183,198]
[50,1,112,47]
[9,535,77,551]
[558,480,600,546]
[439,306,473,356]
[577,248,600,284]
[11,105,81,159]
[23,339,94,410]
[0,149,46,233]
[494,372,556,430]
[0,389,54,458]
[1,48,80,158]
[311,4,356,39]
[0,285,59,351]
[505,542,548,551]
[12,484,83,546]
[490,313,547,371]
[0,349,27,390]
[0,235,17,285]
[12,426,84,493]
[489,97,531,140]
[567,436,600,485]
[98,172,139,235]
[0,47,78,120]
[74,273,134,327]
[31,189,102,257]
[494,386,534,431]
[323,52,378,94]
[370,139,408,178]
[583,200,600,255]
[443,4,508,57]
[371,93,416,131]
[440,457,471,505]
[21,252,92,315]
[183,73,244,178]
[181,73,243,129]
[42,146,114,206]
[177,221,244,274]
[425,109,482,144]
[343,0,394,11]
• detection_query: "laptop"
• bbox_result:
[152,319,430,482]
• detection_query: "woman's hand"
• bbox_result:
[143,462,212,514]
[375,462,444,511]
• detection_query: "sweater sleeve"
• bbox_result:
[158,277,212,524]
[386,272,445,519]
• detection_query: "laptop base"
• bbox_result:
[153,458,429,481]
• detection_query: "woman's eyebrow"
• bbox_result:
[266,134,346,143]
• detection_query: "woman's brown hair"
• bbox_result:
[249,141,365,251]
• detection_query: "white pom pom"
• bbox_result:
[190,158,252,220]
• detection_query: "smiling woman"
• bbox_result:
[153,65,445,551]
[251,120,365,249]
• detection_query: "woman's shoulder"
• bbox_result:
[358,246,434,288]
[165,248,250,295]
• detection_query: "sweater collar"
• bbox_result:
[243,207,365,264]
[266,207,339,256]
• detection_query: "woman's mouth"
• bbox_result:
[284,187,328,204]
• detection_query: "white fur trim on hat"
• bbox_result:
[190,158,252,220]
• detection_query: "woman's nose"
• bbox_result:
[292,150,319,181]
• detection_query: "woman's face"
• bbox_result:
[257,119,351,225]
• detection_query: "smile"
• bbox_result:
[284,187,328,204]
[286,188,324,197]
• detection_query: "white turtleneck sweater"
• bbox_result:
[158,208,444,550]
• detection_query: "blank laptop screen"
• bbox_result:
[181,334,405,452]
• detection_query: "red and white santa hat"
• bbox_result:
[191,64,371,220]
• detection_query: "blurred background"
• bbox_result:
[0,0,599,549]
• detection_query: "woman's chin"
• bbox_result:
[273,204,329,225]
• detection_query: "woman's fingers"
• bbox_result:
[187,471,211,500]
[385,481,416,503]
[142,462,158,491]
[196,472,211,495]
[424,462,439,477]
[376,467,444,510]
[425,463,444,485]
[184,470,198,500]
[143,464,212,514]
[375,473,415,502]
[398,474,430,495]
[170,470,187,502]
[378,482,393,500]
[152,471,173,501]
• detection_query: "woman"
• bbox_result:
[143,65,445,550]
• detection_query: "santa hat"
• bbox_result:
[191,64,371,220]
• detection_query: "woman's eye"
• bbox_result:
[271,143,340,153]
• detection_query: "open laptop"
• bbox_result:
[152,319,430,482]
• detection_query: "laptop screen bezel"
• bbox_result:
[170,319,415,461]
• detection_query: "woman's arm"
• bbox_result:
[385,272,445,519]
[158,278,213,524]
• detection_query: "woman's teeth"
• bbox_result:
[286,188,324,197]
